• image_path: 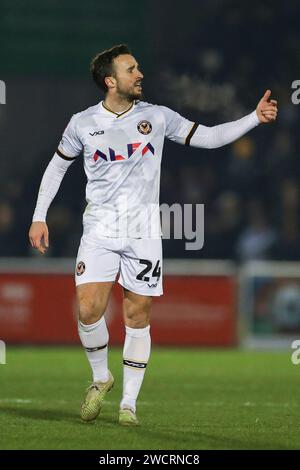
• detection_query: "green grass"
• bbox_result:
[0,347,299,450]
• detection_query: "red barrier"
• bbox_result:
[0,271,236,346]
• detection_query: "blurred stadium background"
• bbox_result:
[0,0,300,450]
[0,0,299,348]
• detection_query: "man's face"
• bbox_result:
[111,54,144,101]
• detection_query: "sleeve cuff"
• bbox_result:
[32,215,46,223]
[251,110,260,126]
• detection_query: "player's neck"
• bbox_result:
[103,95,134,114]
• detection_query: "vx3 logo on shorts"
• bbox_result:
[89,130,105,136]
[93,142,155,162]
[147,283,158,288]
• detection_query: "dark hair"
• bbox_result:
[90,44,131,92]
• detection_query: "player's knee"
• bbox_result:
[126,314,150,329]
[78,298,104,325]
[125,299,151,328]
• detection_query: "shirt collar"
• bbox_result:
[101,100,135,118]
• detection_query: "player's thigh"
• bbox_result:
[118,238,163,297]
[75,235,120,286]
[75,236,120,323]
[122,288,152,328]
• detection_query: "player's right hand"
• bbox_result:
[29,221,49,255]
[256,89,278,123]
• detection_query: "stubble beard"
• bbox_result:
[116,84,143,103]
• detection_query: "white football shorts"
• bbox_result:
[75,235,163,296]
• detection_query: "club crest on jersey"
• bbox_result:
[76,261,85,276]
[137,120,152,135]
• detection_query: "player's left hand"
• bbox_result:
[256,90,278,123]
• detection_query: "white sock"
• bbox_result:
[78,316,109,383]
[120,325,151,413]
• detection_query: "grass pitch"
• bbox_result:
[0,347,299,450]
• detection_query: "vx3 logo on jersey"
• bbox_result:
[147,283,158,288]
[89,130,104,136]
[93,142,155,162]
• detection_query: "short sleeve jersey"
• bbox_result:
[58,100,195,238]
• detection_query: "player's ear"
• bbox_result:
[104,76,116,90]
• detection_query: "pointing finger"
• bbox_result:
[262,89,271,101]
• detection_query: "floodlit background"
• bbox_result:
[0,0,300,347]
[1,0,300,452]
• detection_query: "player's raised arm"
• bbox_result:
[161,89,278,149]
[29,115,82,254]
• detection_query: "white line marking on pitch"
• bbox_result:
[0,399,33,404]
[189,401,299,408]
[0,399,297,408]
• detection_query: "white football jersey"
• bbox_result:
[58,100,195,238]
